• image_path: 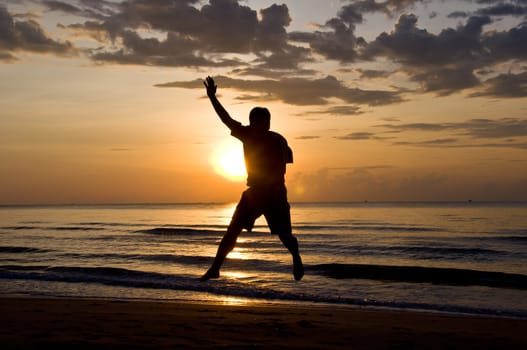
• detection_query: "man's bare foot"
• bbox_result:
[200,268,220,281]
[293,255,304,281]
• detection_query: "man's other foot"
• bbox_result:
[293,256,304,281]
[200,269,220,281]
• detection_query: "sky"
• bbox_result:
[1,0,526,204]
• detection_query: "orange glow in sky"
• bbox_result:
[1,1,526,204]
[211,141,247,182]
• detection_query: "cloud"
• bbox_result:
[0,50,17,62]
[364,14,494,92]
[40,0,117,18]
[305,105,364,116]
[393,139,527,149]
[289,166,457,202]
[448,11,469,19]
[289,1,427,62]
[295,136,320,140]
[0,6,76,59]
[377,118,527,138]
[375,122,450,132]
[155,75,403,106]
[55,0,310,69]
[4,0,527,100]
[374,118,527,149]
[475,2,527,17]
[367,11,527,95]
[481,23,527,62]
[253,4,290,52]
[289,6,525,96]
[89,29,238,67]
[457,118,527,138]
[290,165,527,202]
[393,138,459,146]
[354,68,393,79]
[470,72,527,97]
[230,63,317,79]
[335,132,377,140]
[288,4,366,63]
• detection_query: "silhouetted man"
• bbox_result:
[201,76,303,281]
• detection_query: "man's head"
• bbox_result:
[249,107,270,131]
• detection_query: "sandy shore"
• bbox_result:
[1,297,526,349]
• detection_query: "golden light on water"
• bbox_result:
[222,270,252,279]
[228,249,248,260]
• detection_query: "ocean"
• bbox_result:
[1,202,526,318]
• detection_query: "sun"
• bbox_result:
[211,142,246,181]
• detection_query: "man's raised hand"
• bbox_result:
[204,76,217,98]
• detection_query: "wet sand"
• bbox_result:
[1,297,526,349]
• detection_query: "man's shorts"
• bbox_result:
[229,184,291,235]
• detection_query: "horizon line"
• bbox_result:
[1,200,527,207]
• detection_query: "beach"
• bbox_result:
[1,297,526,349]
[1,203,526,349]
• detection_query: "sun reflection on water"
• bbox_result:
[222,270,252,279]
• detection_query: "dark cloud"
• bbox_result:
[354,68,393,79]
[0,6,76,58]
[482,23,527,61]
[230,63,317,79]
[42,1,84,14]
[288,0,375,63]
[288,0,427,64]
[377,118,527,138]
[457,118,527,138]
[376,118,527,145]
[253,4,290,51]
[90,29,241,67]
[365,14,492,66]
[471,72,527,97]
[330,0,426,25]
[3,0,526,100]
[360,13,527,95]
[288,20,363,63]
[290,1,527,96]
[411,66,481,95]
[155,75,403,106]
[475,2,527,17]
[448,11,469,18]
[252,46,313,71]
[55,0,307,69]
[40,0,113,20]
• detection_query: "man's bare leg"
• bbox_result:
[200,224,242,281]
[279,233,304,280]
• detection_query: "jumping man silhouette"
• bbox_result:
[201,76,304,281]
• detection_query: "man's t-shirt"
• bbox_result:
[230,122,293,187]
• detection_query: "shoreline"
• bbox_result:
[1,296,526,349]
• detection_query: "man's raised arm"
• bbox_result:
[203,76,239,130]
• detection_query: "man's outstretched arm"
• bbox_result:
[203,76,239,130]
